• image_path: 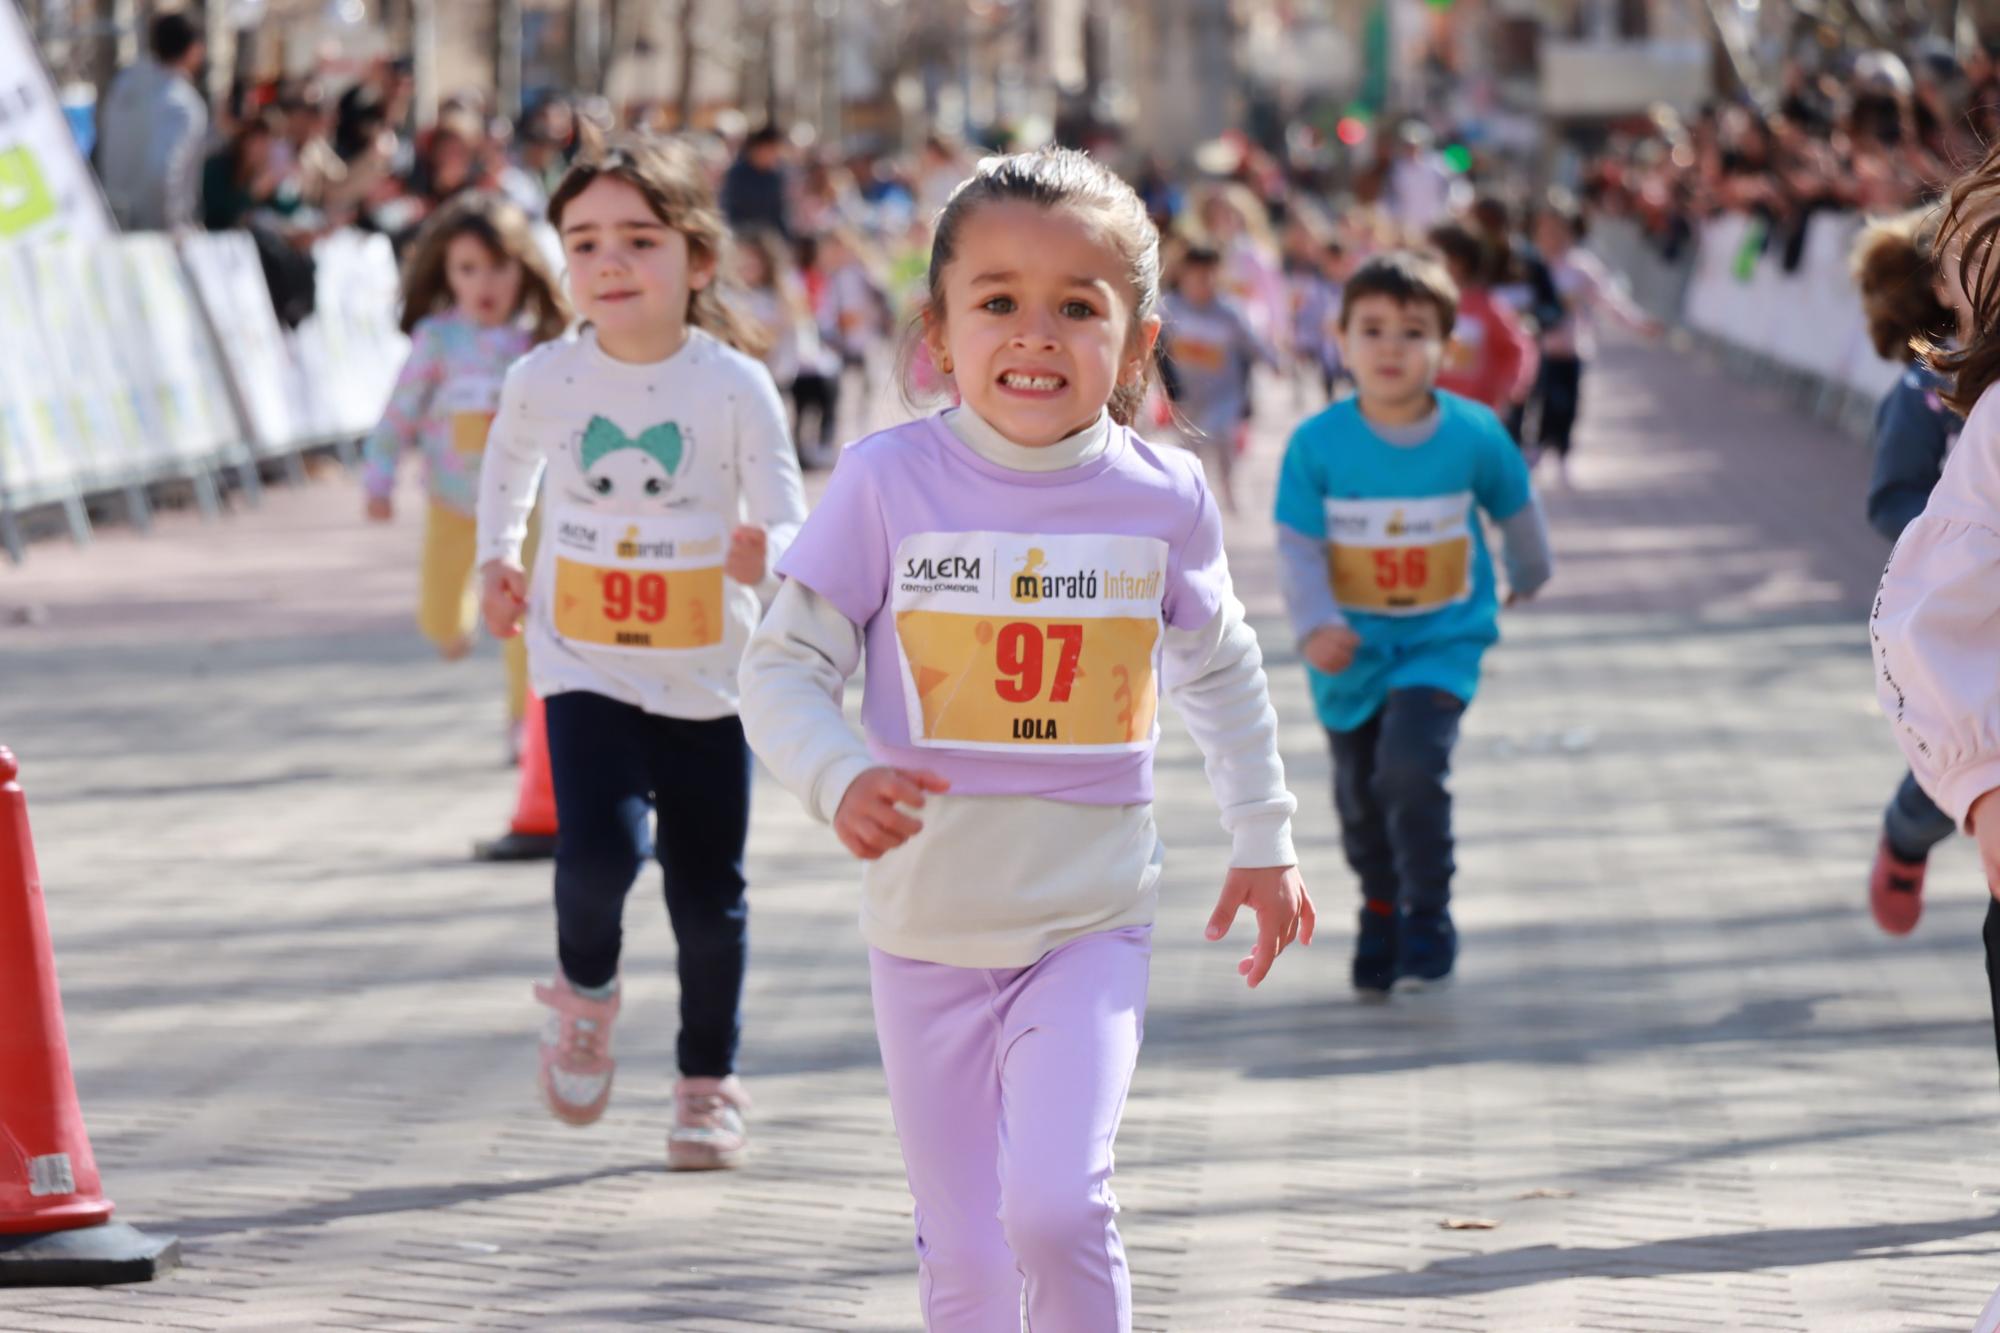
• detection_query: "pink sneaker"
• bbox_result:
[534,976,620,1126]
[668,1075,750,1171]
[1869,837,1926,936]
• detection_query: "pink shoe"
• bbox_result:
[1869,837,1926,936]
[534,976,620,1126]
[667,1075,750,1171]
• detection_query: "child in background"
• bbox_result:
[476,137,808,1168]
[813,224,891,405]
[363,192,570,756]
[741,148,1310,1331]
[1282,207,1335,405]
[1427,222,1539,420]
[1300,238,1354,403]
[1160,244,1274,513]
[1851,206,1961,933]
[737,227,844,468]
[1274,251,1552,998]
[1871,140,2000,1074]
[1529,196,1665,485]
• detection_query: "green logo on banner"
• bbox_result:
[0,147,57,236]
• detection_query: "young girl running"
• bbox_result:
[1528,197,1664,484]
[476,137,808,1168]
[737,227,844,466]
[1873,140,2000,1074]
[363,192,569,750]
[1851,207,1961,935]
[740,148,1312,1330]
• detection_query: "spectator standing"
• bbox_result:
[722,125,794,239]
[96,12,209,231]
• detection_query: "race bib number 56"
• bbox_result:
[549,507,725,653]
[891,531,1167,753]
[1325,493,1474,616]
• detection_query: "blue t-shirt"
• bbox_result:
[1273,392,1533,731]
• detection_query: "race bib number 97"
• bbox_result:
[1325,493,1474,616]
[891,531,1167,753]
[549,507,725,653]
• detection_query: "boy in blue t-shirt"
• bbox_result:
[1274,251,1553,998]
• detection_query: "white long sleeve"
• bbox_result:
[1873,386,2000,827]
[475,357,545,568]
[739,579,875,824]
[1164,595,1299,868]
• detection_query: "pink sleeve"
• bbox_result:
[1873,392,2000,827]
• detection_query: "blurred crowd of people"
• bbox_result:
[1584,38,2000,269]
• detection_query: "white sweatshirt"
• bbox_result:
[476,326,809,719]
[740,405,1298,967]
[1873,382,2000,827]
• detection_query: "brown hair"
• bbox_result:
[1339,251,1459,333]
[546,133,767,357]
[397,192,569,342]
[912,147,1161,425]
[1852,206,1953,364]
[1927,139,2000,414]
[1426,223,1489,286]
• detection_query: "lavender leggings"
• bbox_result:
[869,926,1152,1332]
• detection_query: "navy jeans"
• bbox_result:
[544,690,751,1078]
[1884,770,1955,862]
[1327,688,1465,914]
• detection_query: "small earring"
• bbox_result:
[939,355,953,373]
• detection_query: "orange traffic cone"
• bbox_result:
[0,748,178,1285]
[473,692,559,862]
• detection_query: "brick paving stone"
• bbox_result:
[2,337,1998,1330]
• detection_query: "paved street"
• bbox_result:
[3,338,1998,1331]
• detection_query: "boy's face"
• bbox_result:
[1337,293,1446,415]
[1180,262,1219,304]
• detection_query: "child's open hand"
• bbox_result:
[726,526,769,585]
[833,766,952,861]
[1206,865,1315,988]
[365,495,394,522]
[1303,625,1360,675]
[479,559,528,639]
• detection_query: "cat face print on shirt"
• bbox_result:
[564,415,696,512]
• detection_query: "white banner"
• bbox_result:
[0,0,112,247]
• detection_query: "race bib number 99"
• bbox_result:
[1325,493,1473,616]
[549,507,725,653]
[891,532,1167,753]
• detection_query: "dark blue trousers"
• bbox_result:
[1327,688,1465,915]
[545,690,750,1078]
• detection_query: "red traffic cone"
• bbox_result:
[473,692,559,862]
[0,747,178,1285]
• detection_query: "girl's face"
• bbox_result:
[736,245,773,289]
[444,233,524,327]
[927,201,1158,448]
[1533,212,1572,257]
[559,175,712,353]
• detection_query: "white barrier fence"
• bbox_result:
[0,228,410,562]
[1594,209,1905,439]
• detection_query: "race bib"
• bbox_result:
[1170,335,1227,374]
[549,507,726,652]
[438,376,502,456]
[890,532,1167,753]
[1325,493,1473,616]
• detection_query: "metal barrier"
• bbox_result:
[0,228,410,563]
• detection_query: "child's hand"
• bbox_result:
[833,766,952,861]
[726,526,769,585]
[1303,625,1360,675]
[365,495,394,522]
[1505,588,1536,607]
[1206,865,1315,988]
[479,559,528,639]
[1971,788,2000,902]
